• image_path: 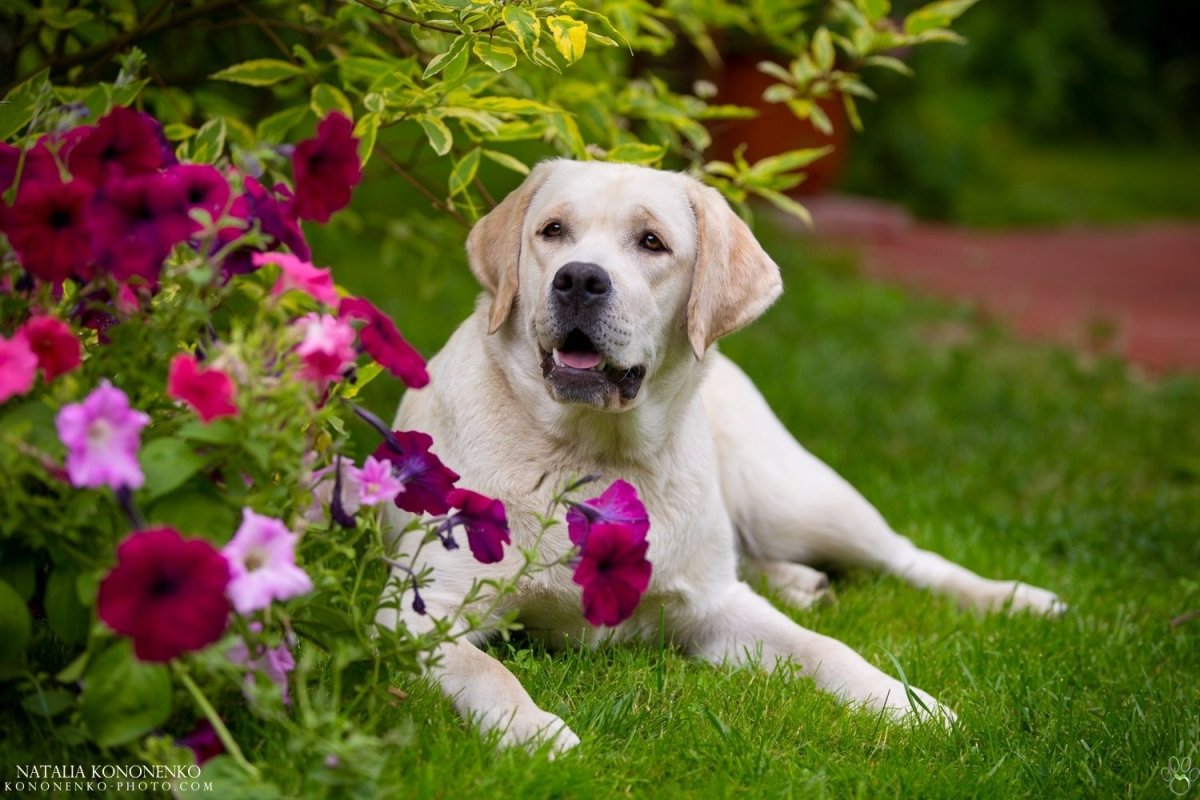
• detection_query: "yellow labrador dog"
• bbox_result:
[379,159,1064,753]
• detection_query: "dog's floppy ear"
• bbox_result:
[466,161,555,334]
[685,180,783,359]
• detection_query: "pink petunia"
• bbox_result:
[19,316,81,382]
[443,488,510,563]
[167,353,238,423]
[254,252,338,306]
[573,522,652,627]
[339,297,428,388]
[293,313,357,386]
[97,527,232,662]
[291,113,362,223]
[350,455,404,507]
[566,478,650,547]
[222,508,313,615]
[55,380,150,490]
[0,333,38,405]
[227,626,296,704]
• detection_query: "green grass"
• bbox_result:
[293,218,1200,798]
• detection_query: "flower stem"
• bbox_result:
[173,663,260,779]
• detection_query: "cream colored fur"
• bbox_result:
[378,160,1064,755]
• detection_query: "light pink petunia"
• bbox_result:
[254,252,338,306]
[293,313,356,386]
[350,455,404,507]
[227,625,296,704]
[55,380,150,490]
[222,508,313,614]
[0,333,38,404]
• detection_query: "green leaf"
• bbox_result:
[863,55,914,76]
[354,112,381,166]
[502,6,540,56]
[146,484,236,539]
[904,0,980,36]
[473,39,518,73]
[189,117,227,165]
[606,142,666,165]
[140,438,207,501]
[422,35,472,81]
[311,83,353,120]
[210,59,306,87]
[0,579,31,679]
[21,687,74,718]
[547,16,588,64]
[763,84,796,104]
[0,553,35,602]
[81,641,172,747]
[548,111,586,158]
[162,122,197,142]
[754,188,813,228]
[449,147,481,196]
[45,569,89,645]
[843,92,863,132]
[178,419,239,445]
[417,115,453,156]
[0,70,49,141]
[467,96,553,115]
[812,27,835,72]
[36,6,94,30]
[750,146,834,177]
[858,0,891,21]
[481,149,531,176]
[343,362,383,399]
[256,105,310,143]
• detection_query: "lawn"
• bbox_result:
[279,214,1199,798]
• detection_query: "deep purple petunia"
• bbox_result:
[88,172,191,283]
[372,430,460,516]
[96,527,232,662]
[68,107,167,184]
[291,113,362,223]
[166,164,230,233]
[566,478,650,547]
[444,488,510,563]
[2,178,95,283]
[242,176,311,260]
[572,521,652,627]
[178,720,224,766]
[339,297,429,388]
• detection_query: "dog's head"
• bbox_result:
[467,160,781,412]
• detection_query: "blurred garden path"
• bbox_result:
[801,196,1200,373]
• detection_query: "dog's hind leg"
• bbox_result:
[701,351,1065,616]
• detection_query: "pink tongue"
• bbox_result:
[558,349,602,370]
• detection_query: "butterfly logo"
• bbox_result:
[1162,756,1200,796]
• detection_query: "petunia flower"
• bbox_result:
[0,333,38,404]
[222,508,313,615]
[339,297,429,388]
[350,455,404,507]
[293,312,357,386]
[305,458,361,525]
[88,172,191,283]
[242,176,311,260]
[1,178,95,283]
[19,316,81,383]
[226,626,296,704]
[566,478,650,547]
[371,430,460,516]
[96,527,232,661]
[55,380,150,490]
[178,720,224,766]
[167,353,238,423]
[443,488,510,563]
[254,252,338,306]
[166,164,230,233]
[573,522,653,627]
[291,113,362,223]
[68,107,167,184]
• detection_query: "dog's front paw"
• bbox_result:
[495,707,580,757]
[862,679,957,728]
[1003,582,1067,617]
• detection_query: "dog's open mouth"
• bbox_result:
[540,329,646,406]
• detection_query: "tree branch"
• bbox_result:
[376,149,469,228]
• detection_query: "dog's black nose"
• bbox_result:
[552,262,611,308]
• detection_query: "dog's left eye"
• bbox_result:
[640,232,668,253]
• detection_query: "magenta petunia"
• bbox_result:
[19,316,81,382]
[573,521,652,627]
[178,720,224,766]
[339,297,429,388]
[566,479,650,547]
[88,172,191,283]
[96,527,232,662]
[0,333,38,405]
[371,430,460,516]
[55,380,150,490]
[68,107,167,184]
[291,113,362,223]
[444,488,510,563]
[293,312,357,386]
[1,178,95,283]
[167,353,238,423]
[254,252,338,306]
[222,508,313,615]
[167,164,230,233]
[350,455,404,507]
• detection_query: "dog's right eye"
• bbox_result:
[540,222,563,238]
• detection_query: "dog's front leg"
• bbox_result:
[682,582,956,724]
